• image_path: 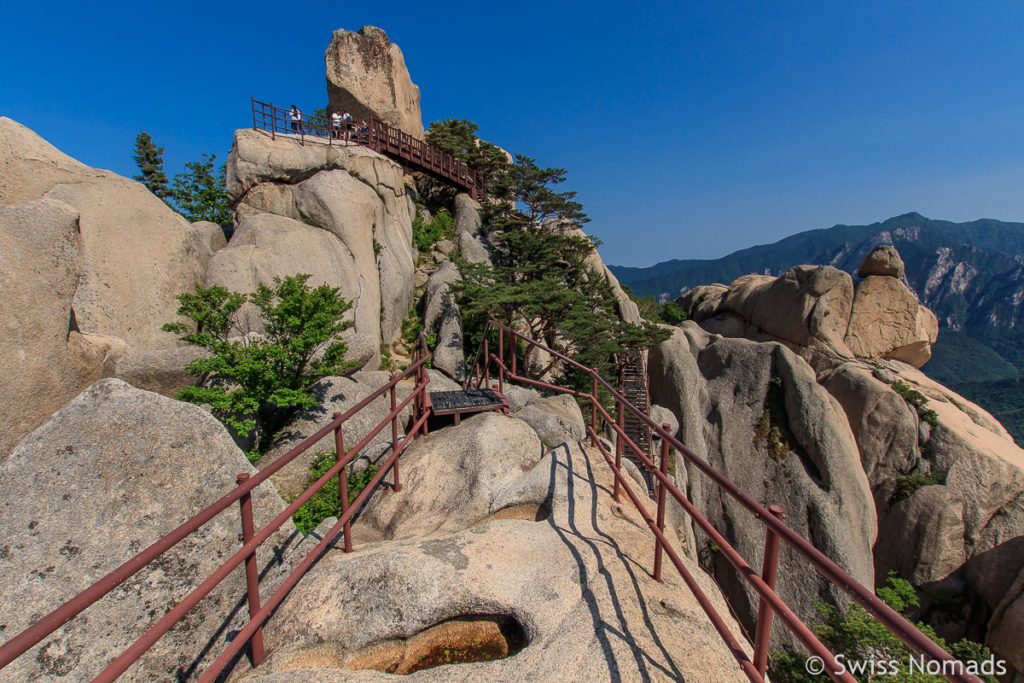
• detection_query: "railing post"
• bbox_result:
[498,327,504,395]
[333,413,352,553]
[613,401,624,501]
[235,473,265,666]
[510,327,517,377]
[421,336,430,436]
[591,374,599,447]
[653,425,670,582]
[390,377,402,492]
[484,338,490,387]
[753,504,786,676]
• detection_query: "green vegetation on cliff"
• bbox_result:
[163,274,358,452]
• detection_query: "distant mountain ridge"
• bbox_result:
[609,212,1024,440]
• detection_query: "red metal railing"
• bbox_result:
[0,335,433,681]
[467,319,981,683]
[251,98,484,200]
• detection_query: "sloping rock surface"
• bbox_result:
[232,430,749,682]
[648,323,876,649]
[0,379,297,681]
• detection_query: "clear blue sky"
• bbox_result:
[3,1,1022,266]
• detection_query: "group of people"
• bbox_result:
[288,105,368,142]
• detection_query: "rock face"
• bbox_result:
[845,275,939,367]
[0,379,297,680]
[0,118,222,458]
[678,248,938,371]
[513,394,586,450]
[857,244,905,278]
[325,26,423,139]
[670,245,1024,670]
[648,323,876,649]
[233,432,749,681]
[0,117,221,354]
[0,199,92,459]
[356,413,542,541]
[224,128,417,368]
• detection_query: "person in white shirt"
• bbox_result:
[289,105,302,133]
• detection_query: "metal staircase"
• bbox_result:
[620,350,654,493]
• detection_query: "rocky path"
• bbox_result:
[233,421,749,682]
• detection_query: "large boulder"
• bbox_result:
[513,394,586,450]
[857,245,905,278]
[225,129,417,364]
[0,379,296,680]
[0,117,221,354]
[648,323,876,649]
[0,199,95,460]
[844,275,939,367]
[324,26,424,139]
[356,413,542,541]
[236,441,749,682]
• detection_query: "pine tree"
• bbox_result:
[170,153,232,226]
[454,155,667,391]
[132,132,171,199]
[425,118,511,192]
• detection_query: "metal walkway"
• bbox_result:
[251,98,485,199]
[427,388,509,424]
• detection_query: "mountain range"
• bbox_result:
[609,212,1024,441]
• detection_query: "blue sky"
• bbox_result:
[3,1,1022,266]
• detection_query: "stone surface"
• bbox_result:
[324,26,423,139]
[0,198,93,460]
[433,305,465,382]
[513,394,587,450]
[822,362,919,485]
[857,245,905,278]
[721,265,855,360]
[259,376,408,500]
[226,128,417,364]
[356,413,542,541]
[233,440,749,682]
[845,275,938,367]
[0,116,219,355]
[648,323,876,649]
[0,379,297,681]
[114,345,210,397]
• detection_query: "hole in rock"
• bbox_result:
[345,614,528,675]
[485,502,550,523]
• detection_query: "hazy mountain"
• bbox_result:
[610,212,1024,440]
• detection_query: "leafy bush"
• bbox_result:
[771,575,998,682]
[891,380,940,427]
[894,471,945,500]
[754,376,793,462]
[412,209,455,252]
[292,450,379,534]
[163,274,358,445]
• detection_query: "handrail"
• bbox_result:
[250,97,485,200]
[0,333,433,681]
[467,319,980,683]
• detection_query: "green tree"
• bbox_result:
[163,274,359,447]
[771,575,998,682]
[454,155,667,392]
[171,153,232,225]
[132,132,171,199]
[425,118,511,192]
